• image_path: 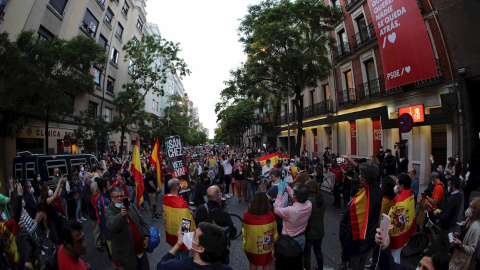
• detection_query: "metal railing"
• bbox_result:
[358,77,386,100]
[345,0,362,11]
[337,88,357,106]
[334,42,351,62]
[279,99,333,125]
[352,23,377,50]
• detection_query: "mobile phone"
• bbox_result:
[448,232,454,243]
[380,214,391,246]
[336,157,345,164]
[181,218,191,234]
[123,197,130,210]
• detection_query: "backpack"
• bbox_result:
[203,203,236,239]
[401,232,429,257]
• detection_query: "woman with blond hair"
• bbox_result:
[452,197,480,256]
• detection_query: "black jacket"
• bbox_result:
[194,201,235,239]
[436,191,462,230]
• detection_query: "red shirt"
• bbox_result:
[57,245,87,270]
[127,215,143,255]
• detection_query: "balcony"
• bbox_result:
[278,100,333,125]
[337,88,357,106]
[345,0,362,11]
[352,23,377,50]
[358,77,386,100]
[334,42,351,63]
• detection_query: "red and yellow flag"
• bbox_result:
[131,137,144,207]
[0,219,21,267]
[242,212,277,266]
[163,195,196,251]
[388,189,417,249]
[149,137,163,191]
[350,185,370,240]
[258,153,290,168]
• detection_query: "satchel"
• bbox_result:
[449,247,472,270]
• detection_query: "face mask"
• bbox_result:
[183,232,200,251]
[447,161,450,165]
[465,208,473,218]
[162,162,166,166]
[237,162,241,165]
[30,187,34,195]
[394,185,399,194]
[37,177,41,181]
[250,163,254,167]
[22,200,25,208]
[115,203,123,209]
[447,186,451,193]
[456,158,459,162]
[467,164,470,169]
[266,164,270,167]
[91,178,95,183]
[48,190,53,197]
[380,148,383,151]
[81,167,84,171]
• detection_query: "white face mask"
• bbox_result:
[30,187,34,195]
[447,161,450,165]
[394,185,399,194]
[465,208,473,218]
[183,232,200,252]
[22,200,25,209]
[81,167,84,172]
[456,158,459,162]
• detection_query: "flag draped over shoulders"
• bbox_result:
[149,137,163,191]
[350,185,370,240]
[242,212,277,266]
[388,188,416,249]
[163,195,196,251]
[258,153,289,168]
[131,137,144,207]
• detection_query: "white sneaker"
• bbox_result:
[225,194,232,199]
[80,217,87,221]
[41,250,45,256]
[76,219,82,223]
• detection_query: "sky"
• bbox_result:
[146,0,261,139]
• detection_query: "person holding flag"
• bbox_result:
[149,137,163,192]
[163,178,196,260]
[131,137,145,208]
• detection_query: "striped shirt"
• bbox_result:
[19,211,38,240]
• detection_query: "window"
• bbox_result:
[156,102,159,112]
[152,99,155,109]
[26,163,35,180]
[364,59,376,82]
[338,29,347,44]
[65,93,75,108]
[107,76,115,94]
[310,90,315,105]
[46,160,67,178]
[331,0,341,9]
[88,101,98,117]
[136,18,143,32]
[97,0,105,5]
[110,47,119,65]
[104,8,113,26]
[48,0,68,15]
[323,84,330,101]
[15,163,22,180]
[121,2,129,17]
[104,107,113,122]
[81,9,99,38]
[37,26,54,41]
[116,23,124,40]
[344,70,353,89]
[128,59,136,74]
[132,37,139,45]
[98,35,108,49]
[356,15,367,32]
[92,67,101,85]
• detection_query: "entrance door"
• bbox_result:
[431,125,447,167]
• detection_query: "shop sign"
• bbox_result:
[312,129,318,152]
[366,0,438,89]
[372,117,382,154]
[399,104,425,123]
[25,127,73,138]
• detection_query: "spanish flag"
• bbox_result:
[0,219,21,267]
[163,195,196,251]
[131,137,144,207]
[388,188,417,249]
[350,185,370,240]
[242,212,277,266]
[258,153,290,168]
[149,137,163,191]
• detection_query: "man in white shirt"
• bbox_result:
[222,154,234,198]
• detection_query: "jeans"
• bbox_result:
[292,235,306,250]
[350,250,371,270]
[75,198,82,220]
[190,183,197,202]
[246,180,256,201]
[224,175,232,194]
[304,237,323,270]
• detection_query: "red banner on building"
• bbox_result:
[372,117,382,155]
[302,130,306,151]
[312,129,318,152]
[367,0,438,89]
[350,121,357,156]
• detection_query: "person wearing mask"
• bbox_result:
[22,181,38,220]
[435,176,462,231]
[146,163,161,220]
[245,160,258,203]
[189,159,200,203]
[407,168,419,206]
[383,149,396,176]
[445,157,455,180]
[274,182,312,249]
[294,162,309,185]
[394,148,408,175]
[451,197,480,261]
[303,180,326,270]
[454,154,462,177]
[233,159,247,203]
[222,155,234,198]
[376,146,385,164]
[331,164,345,209]
[388,174,416,264]
[157,222,233,270]
[266,168,287,233]
[163,159,173,194]
[194,172,210,207]
[426,171,445,218]
[308,157,324,184]
[339,162,382,270]
[106,186,150,270]
[323,147,331,167]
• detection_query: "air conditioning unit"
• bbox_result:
[88,22,96,33]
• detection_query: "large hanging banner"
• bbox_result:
[367,0,438,89]
[372,117,382,155]
[165,136,190,192]
[350,121,357,156]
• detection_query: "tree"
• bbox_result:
[231,0,343,155]
[0,31,107,152]
[73,111,110,154]
[215,99,258,146]
[112,35,189,152]
[161,95,191,143]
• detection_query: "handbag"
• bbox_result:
[449,247,472,270]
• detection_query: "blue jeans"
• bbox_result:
[304,237,323,270]
[246,180,256,201]
[190,184,197,202]
[75,198,82,220]
[292,235,305,250]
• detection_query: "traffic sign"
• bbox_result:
[64,134,71,147]
[398,113,414,133]
[401,132,411,140]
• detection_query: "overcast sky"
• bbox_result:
[146,1,261,139]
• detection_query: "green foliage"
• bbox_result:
[0,31,107,139]
[73,111,110,154]
[219,0,343,154]
[215,99,258,145]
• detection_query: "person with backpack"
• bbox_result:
[426,171,445,220]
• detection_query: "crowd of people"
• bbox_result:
[0,143,479,270]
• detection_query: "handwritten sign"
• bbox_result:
[165,136,189,190]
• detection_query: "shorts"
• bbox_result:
[148,192,158,206]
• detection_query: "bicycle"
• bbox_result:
[188,198,243,240]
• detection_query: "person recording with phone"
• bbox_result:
[106,186,150,270]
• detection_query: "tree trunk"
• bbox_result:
[45,109,50,154]
[120,126,126,154]
[294,90,303,157]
